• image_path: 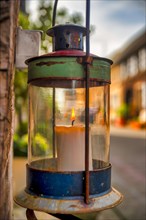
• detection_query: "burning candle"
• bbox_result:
[71,108,75,126]
[55,108,93,171]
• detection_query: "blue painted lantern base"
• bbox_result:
[26,159,111,199]
[15,159,123,213]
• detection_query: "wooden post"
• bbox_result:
[0,0,19,219]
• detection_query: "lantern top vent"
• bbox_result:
[47,24,86,51]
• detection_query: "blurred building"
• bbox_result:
[110,29,146,126]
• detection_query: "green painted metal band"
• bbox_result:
[28,57,111,83]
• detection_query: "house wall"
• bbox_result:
[110,31,146,125]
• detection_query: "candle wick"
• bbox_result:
[72,120,75,126]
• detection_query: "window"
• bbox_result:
[120,62,127,80]
[139,48,146,72]
[141,82,146,108]
[111,94,120,109]
[127,55,138,77]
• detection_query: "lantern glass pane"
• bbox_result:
[28,80,110,171]
[90,85,110,169]
[28,85,53,164]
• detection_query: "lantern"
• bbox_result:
[15,23,123,216]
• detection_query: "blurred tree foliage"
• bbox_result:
[14,0,83,156]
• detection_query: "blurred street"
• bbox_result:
[98,126,146,220]
[13,127,146,220]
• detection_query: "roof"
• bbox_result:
[111,29,146,64]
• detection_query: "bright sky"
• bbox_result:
[26,0,146,57]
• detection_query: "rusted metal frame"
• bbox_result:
[52,0,58,27]
[85,0,91,204]
[85,63,90,205]
[26,209,81,220]
[52,0,58,158]
[51,214,82,220]
[26,209,37,220]
[52,87,56,158]
[28,77,110,85]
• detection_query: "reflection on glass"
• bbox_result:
[28,80,110,171]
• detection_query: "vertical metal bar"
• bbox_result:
[51,214,82,220]
[103,86,106,125]
[26,209,82,220]
[52,0,58,158]
[52,0,58,26]
[52,87,56,158]
[86,0,90,55]
[85,0,90,204]
[26,209,37,220]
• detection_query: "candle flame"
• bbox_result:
[71,108,75,122]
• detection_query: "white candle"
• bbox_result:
[55,125,93,171]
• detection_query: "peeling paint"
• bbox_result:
[36,61,65,67]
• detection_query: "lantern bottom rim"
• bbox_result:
[14,187,123,214]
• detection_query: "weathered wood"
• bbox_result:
[0,0,19,219]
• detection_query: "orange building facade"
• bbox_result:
[110,29,146,127]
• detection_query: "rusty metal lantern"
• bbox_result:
[15,0,123,218]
